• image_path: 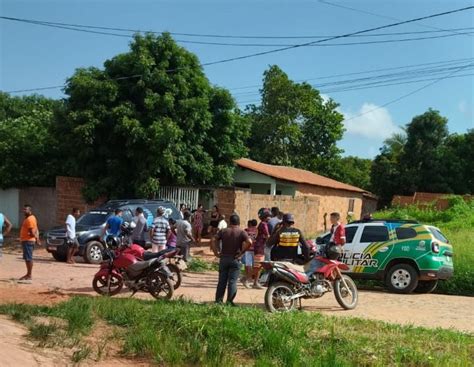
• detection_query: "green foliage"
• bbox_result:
[332,156,372,190]
[0,93,64,188]
[186,257,219,272]
[58,33,249,200]
[1,297,472,366]
[371,109,473,206]
[375,198,474,296]
[246,65,345,177]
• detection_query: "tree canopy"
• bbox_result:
[246,65,345,177]
[0,93,63,188]
[58,33,249,199]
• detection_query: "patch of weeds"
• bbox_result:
[28,323,60,346]
[71,346,92,363]
[186,257,215,272]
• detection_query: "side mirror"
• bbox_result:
[316,236,324,245]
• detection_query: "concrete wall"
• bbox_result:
[19,187,57,230]
[0,189,20,228]
[56,177,106,225]
[216,188,321,236]
[295,184,363,231]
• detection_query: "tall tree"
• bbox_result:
[399,109,449,193]
[246,65,344,176]
[58,33,249,200]
[0,93,63,188]
[335,156,372,190]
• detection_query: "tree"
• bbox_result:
[0,93,63,188]
[246,65,344,176]
[59,33,249,199]
[399,109,449,193]
[335,156,372,190]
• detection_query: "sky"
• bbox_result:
[1,0,473,158]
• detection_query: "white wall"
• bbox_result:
[0,189,20,228]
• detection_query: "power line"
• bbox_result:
[200,5,474,66]
[318,0,473,38]
[2,16,473,47]
[231,59,474,97]
[3,6,474,93]
[1,15,473,39]
[342,62,474,122]
[229,57,474,91]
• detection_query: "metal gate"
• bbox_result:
[158,186,199,209]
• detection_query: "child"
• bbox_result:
[242,219,258,289]
[166,218,177,248]
[253,208,271,289]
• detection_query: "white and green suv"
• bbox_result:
[316,219,454,294]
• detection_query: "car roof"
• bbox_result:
[349,219,419,225]
[95,199,177,211]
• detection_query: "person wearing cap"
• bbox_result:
[150,207,171,253]
[266,213,311,263]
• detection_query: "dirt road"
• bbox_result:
[0,248,473,334]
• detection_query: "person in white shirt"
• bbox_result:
[66,208,81,264]
[217,215,228,231]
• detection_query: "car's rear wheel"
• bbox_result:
[51,245,67,262]
[414,280,438,294]
[386,263,418,294]
[83,241,104,264]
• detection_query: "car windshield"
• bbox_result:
[77,211,109,226]
[428,227,449,243]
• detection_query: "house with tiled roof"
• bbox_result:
[225,158,376,233]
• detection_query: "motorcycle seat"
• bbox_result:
[276,261,306,274]
[128,258,157,272]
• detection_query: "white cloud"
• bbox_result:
[341,103,401,140]
[458,99,473,119]
[320,93,330,103]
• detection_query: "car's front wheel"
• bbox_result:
[385,263,419,294]
[51,245,67,262]
[83,241,104,264]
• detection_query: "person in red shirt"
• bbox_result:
[329,212,346,246]
[305,212,345,277]
[252,208,271,289]
[241,219,258,288]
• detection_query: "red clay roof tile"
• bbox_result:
[235,158,365,193]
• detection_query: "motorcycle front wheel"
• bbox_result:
[148,272,174,300]
[265,281,297,313]
[334,275,358,310]
[167,263,182,290]
[92,273,123,296]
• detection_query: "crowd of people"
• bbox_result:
[0,203,346,303]
[210,207,346,306]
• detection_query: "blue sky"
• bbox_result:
[1,0,473,158]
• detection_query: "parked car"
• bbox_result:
[315,219,454,294]
[45,199,180,264]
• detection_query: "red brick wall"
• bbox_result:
[55,177,106,225]
[216,188,321,236]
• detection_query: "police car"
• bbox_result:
[316,219,454,294]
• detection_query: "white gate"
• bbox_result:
[158,186,199,210]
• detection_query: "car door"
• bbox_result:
[348,224,390,275]
[338,225,361,271]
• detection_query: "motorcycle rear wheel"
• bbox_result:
[334,275,358,310]
[92,273,123,296]
[148,272,174,300]
[265,281,297,313]
[167,263,182,290]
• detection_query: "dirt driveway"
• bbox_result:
[0,248,473,334]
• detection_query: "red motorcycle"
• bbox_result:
[92,240,175,299]
[260,255,358,312]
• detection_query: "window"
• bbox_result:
[429,227,449,243]
[395,227,417,240]
[348,199,355,213]
[345,226,358,244]
[360,226,389,242]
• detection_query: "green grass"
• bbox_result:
[187,257,219,272]
[376,196,474,296]
[0,296,472,366]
